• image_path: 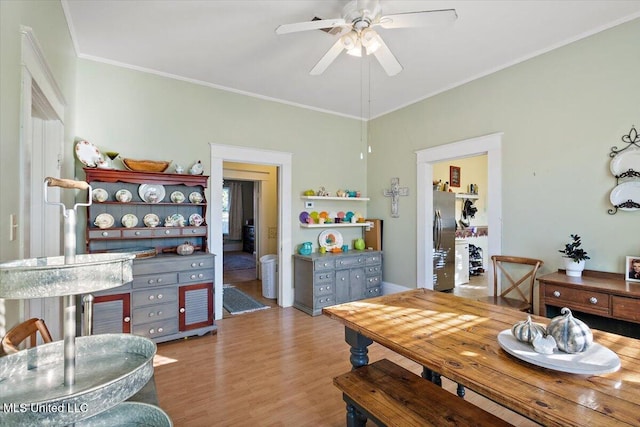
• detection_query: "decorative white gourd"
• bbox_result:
[546,307,593,353]
[511,316,547,344]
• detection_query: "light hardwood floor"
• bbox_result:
[154,275,538,426]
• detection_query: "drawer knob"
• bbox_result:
[148,279,154,284]
[319,287,324,291]
[102,231,108,237]
[149,312,154,317]
[191,262,197,267]
[149,328,155,334]
[589,297,598,304]
[180,307,186,313]
[124,317,130,323]
[553,291,561,298]
[199,262,204,267]
[158,311,163,316]
[149,295,154,300]
[341,277,346,281]
[191,229,197,233]
[165,230,171,235]
[135,231,141,236]
[157,278,162,283]
[356,275,360,279]
[198,273,204,278]
[157,294,163,299]
[191,274,196,279]
[158,327,164,333]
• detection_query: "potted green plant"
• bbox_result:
[558,234,590,277]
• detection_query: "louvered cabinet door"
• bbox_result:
[178,282,214,331]
[92,293,131,334]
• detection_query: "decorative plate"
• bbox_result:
[318,229,343,251]
[610,147,640,177]
[165,214,185,227]
[115,189,132,203]
[75,140,101,167]
[309,211,319,220]
[337,211,346,219]
[189,213,204,226]
[189,191,204,203]
[299,211,310,224]
[138,184,165,203]
[497,330,620,375]
[143,213,160,228]
[94,213,114,229]
[92,188,109,203]
[609,181,640,211]
[170,191,186,203]
[319,211,329,219]
[121,213,138,228]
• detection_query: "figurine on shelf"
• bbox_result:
[174,164,184,174]
[317,186,329,197]
[189,160,203,175]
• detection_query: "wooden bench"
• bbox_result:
[333,359,511,427]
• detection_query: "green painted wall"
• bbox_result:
[367,18,640,287]
[0,0,77,333]
[74,59,368,254]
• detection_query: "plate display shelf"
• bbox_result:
[299,195,371,229]
[608,126,640,214]
[84,168,209,253]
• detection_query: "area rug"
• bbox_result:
[223,286,269,315]
[223,251,256,271]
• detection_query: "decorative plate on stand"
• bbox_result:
[318,229,343,251]
[610,181,640,211]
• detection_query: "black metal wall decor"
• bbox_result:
[608,126,640,215]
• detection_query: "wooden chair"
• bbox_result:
[1,318,53,355]
[477,255,544,313]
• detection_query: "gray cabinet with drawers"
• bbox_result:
[293,251,382,316]
[90,253,216,343]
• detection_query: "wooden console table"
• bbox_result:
[538,270,640,338]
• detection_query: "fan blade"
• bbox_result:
[310,38,346,75]
[276,18,347,35]
[377,9,457,29]
[372,33,402,76]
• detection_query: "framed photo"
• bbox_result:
[449,166,461,188]
[626,256,640,282]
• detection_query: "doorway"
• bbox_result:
[209,144,293,321]
[416,133,503,295]
[19,27,67,339]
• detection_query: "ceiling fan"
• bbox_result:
[275,0,457,76]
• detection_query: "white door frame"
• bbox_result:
[19,26,67,338]
[210,144,292,319]
[416,133,503,293]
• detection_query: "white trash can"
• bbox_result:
[260,254,278,299]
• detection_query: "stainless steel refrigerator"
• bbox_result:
[433,191,456,291]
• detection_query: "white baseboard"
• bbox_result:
[382,281,412,295]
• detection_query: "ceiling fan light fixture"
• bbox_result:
[347,41,363,57]
[361,29,381,55]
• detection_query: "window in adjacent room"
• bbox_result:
[222,185,230,235]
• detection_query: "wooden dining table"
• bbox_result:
[323,289,640,427]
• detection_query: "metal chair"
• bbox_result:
[477,255,544,313]
[1,318,53,355]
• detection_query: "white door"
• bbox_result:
[26,113,64,339]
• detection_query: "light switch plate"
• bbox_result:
[305,201,314,208]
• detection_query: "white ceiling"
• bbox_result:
[62,0,640,119]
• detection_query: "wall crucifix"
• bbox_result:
[383,177,409,218]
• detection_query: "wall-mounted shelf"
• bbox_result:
[300,222,372,229]
[455,193,479,199]
[301,196,370,201]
